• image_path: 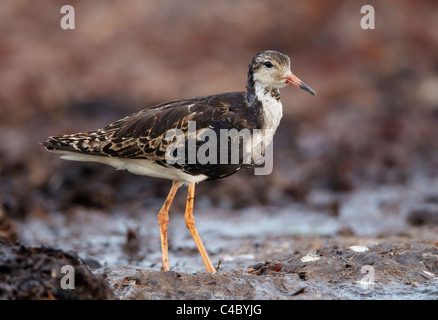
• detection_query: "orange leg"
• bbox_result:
[158,181,183,271]
[185,183,217,273]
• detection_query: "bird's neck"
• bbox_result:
[246,74,281,107]
[245,71,257,104]
[246,75,283,131]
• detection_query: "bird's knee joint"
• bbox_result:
[158,211,169,224]
[185,217,195,229]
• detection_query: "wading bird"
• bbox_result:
[42,50,315,273]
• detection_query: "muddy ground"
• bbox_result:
[2,176,438,299]
[1,1,438,300]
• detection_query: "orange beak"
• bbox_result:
[284,71,316,95]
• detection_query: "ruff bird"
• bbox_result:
[42,50,316,273]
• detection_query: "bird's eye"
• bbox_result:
[263,61,273,68]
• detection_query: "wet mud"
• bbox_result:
[112,240,438,300]
[4,177,438,299]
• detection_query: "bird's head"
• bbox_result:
[248,50,316,95]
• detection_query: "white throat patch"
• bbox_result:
[254,84,283,132]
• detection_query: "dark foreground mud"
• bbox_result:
[0,238,112,299]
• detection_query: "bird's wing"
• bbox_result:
[42,92,254,161]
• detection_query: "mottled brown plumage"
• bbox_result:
[43,91,266,180]
[44,93,244,161]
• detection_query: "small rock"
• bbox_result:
[247,261,283,275]
[349,245,369,253]
[301,253,320,262]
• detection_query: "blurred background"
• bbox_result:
[1,0,438,224]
